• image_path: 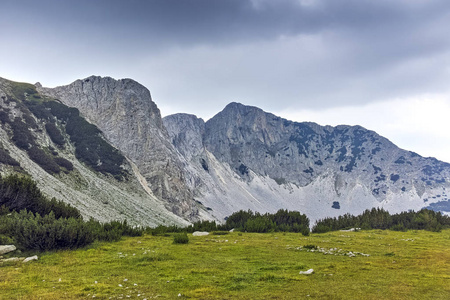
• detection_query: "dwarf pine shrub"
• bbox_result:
[173,232,189,244]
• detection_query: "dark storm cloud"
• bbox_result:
[6,0,449,47]
[2,0,450,111]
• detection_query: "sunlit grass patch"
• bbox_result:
[0,229,449,299]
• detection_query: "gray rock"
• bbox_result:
[299,269,314,275]
[22,255,38,263]
[37,76,198,220]
[2,257,20,263]
[0,77,189,227]
[164,102,450,221]
[0,245,16,255]
[192,231,209,236]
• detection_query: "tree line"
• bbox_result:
[0,174,141,251]
[312,207,450,233]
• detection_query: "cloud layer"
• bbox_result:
[2,0,450,161]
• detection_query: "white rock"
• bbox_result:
[22,255,38,263]
[2,257,20,263]
[192,231,209,236]
[299,269,314,275]
[0,245,16,255]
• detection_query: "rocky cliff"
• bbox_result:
[164,102,450,222]
[3,75,449,226]
[0,77,189,226]
[37,76,197,219]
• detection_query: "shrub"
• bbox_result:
[0,174,81,219]
[303,244,318,250]
[391,223,407,232]
[0,234,14,245]
[54,157,74,171]
[212,231,229,235]
[45,122,65,146]
[27,146,61,174]
[10,118,35,150]
[301,227,310,236]
[0,147,20,166]
[0,210,95,251]
[173,232,189,244]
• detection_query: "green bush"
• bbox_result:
[303,244,318,250]
[54,157,74,171]
[10,118,35,150]
[0,147,20,166]
[0,211,94,251]
[45,122,65,146]
[173,232,189,244]
[212,231,229,235]
[27,146,61,174]
[0,174,80,219]
[0,234,14,245]
[312,208,450,233]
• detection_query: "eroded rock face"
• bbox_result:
[163,114,205,162]
[202,102,450,201]
[37,76,197,220]
[0,76,189,227]
[163,102,450,222]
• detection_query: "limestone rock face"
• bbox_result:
[164,102,450,222]
[0,245,16,255]
[163,113,205,162]
[203,102,450,201]
[0,76,189,227]
[38,76,197,219]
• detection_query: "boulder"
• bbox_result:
[2,257,20,263]
[192,231,209,236]
[0,245,16,255]
[23,255,38,263]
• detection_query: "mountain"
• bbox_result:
[163,102,450,222]
[0,77,189,227]
[36,76,198,220]
[2,75,449,227]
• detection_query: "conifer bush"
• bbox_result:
[173,232,189,244]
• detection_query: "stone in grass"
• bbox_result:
[192,231,209,236]
[299,269,314,275]
[23,255,38,263]
[0,245,16,255]
[2,257,20,263]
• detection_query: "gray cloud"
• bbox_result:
[1,0,450,113]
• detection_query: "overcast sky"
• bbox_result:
[2,0,450,162]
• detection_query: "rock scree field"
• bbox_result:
[1,229,449,299]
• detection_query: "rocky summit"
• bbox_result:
[1,75,450,226]
[164,104,450,222]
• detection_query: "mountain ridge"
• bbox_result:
[2,75,450,227]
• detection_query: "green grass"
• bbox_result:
[1,229,449,299]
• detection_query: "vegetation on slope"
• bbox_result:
[0,174,80,219]
[1,79,127,179]
[0,175,141,251]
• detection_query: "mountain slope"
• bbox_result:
[37,76,198,220]
[0,77,189,227]
[164,102,450,222]
[4,75,448,226]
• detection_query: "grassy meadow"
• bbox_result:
[1,229,449,299]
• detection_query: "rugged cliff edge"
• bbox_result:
[0,77,189,226]
[3,75,449,226]
[37,76,198,220]
[164,102,450,222]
